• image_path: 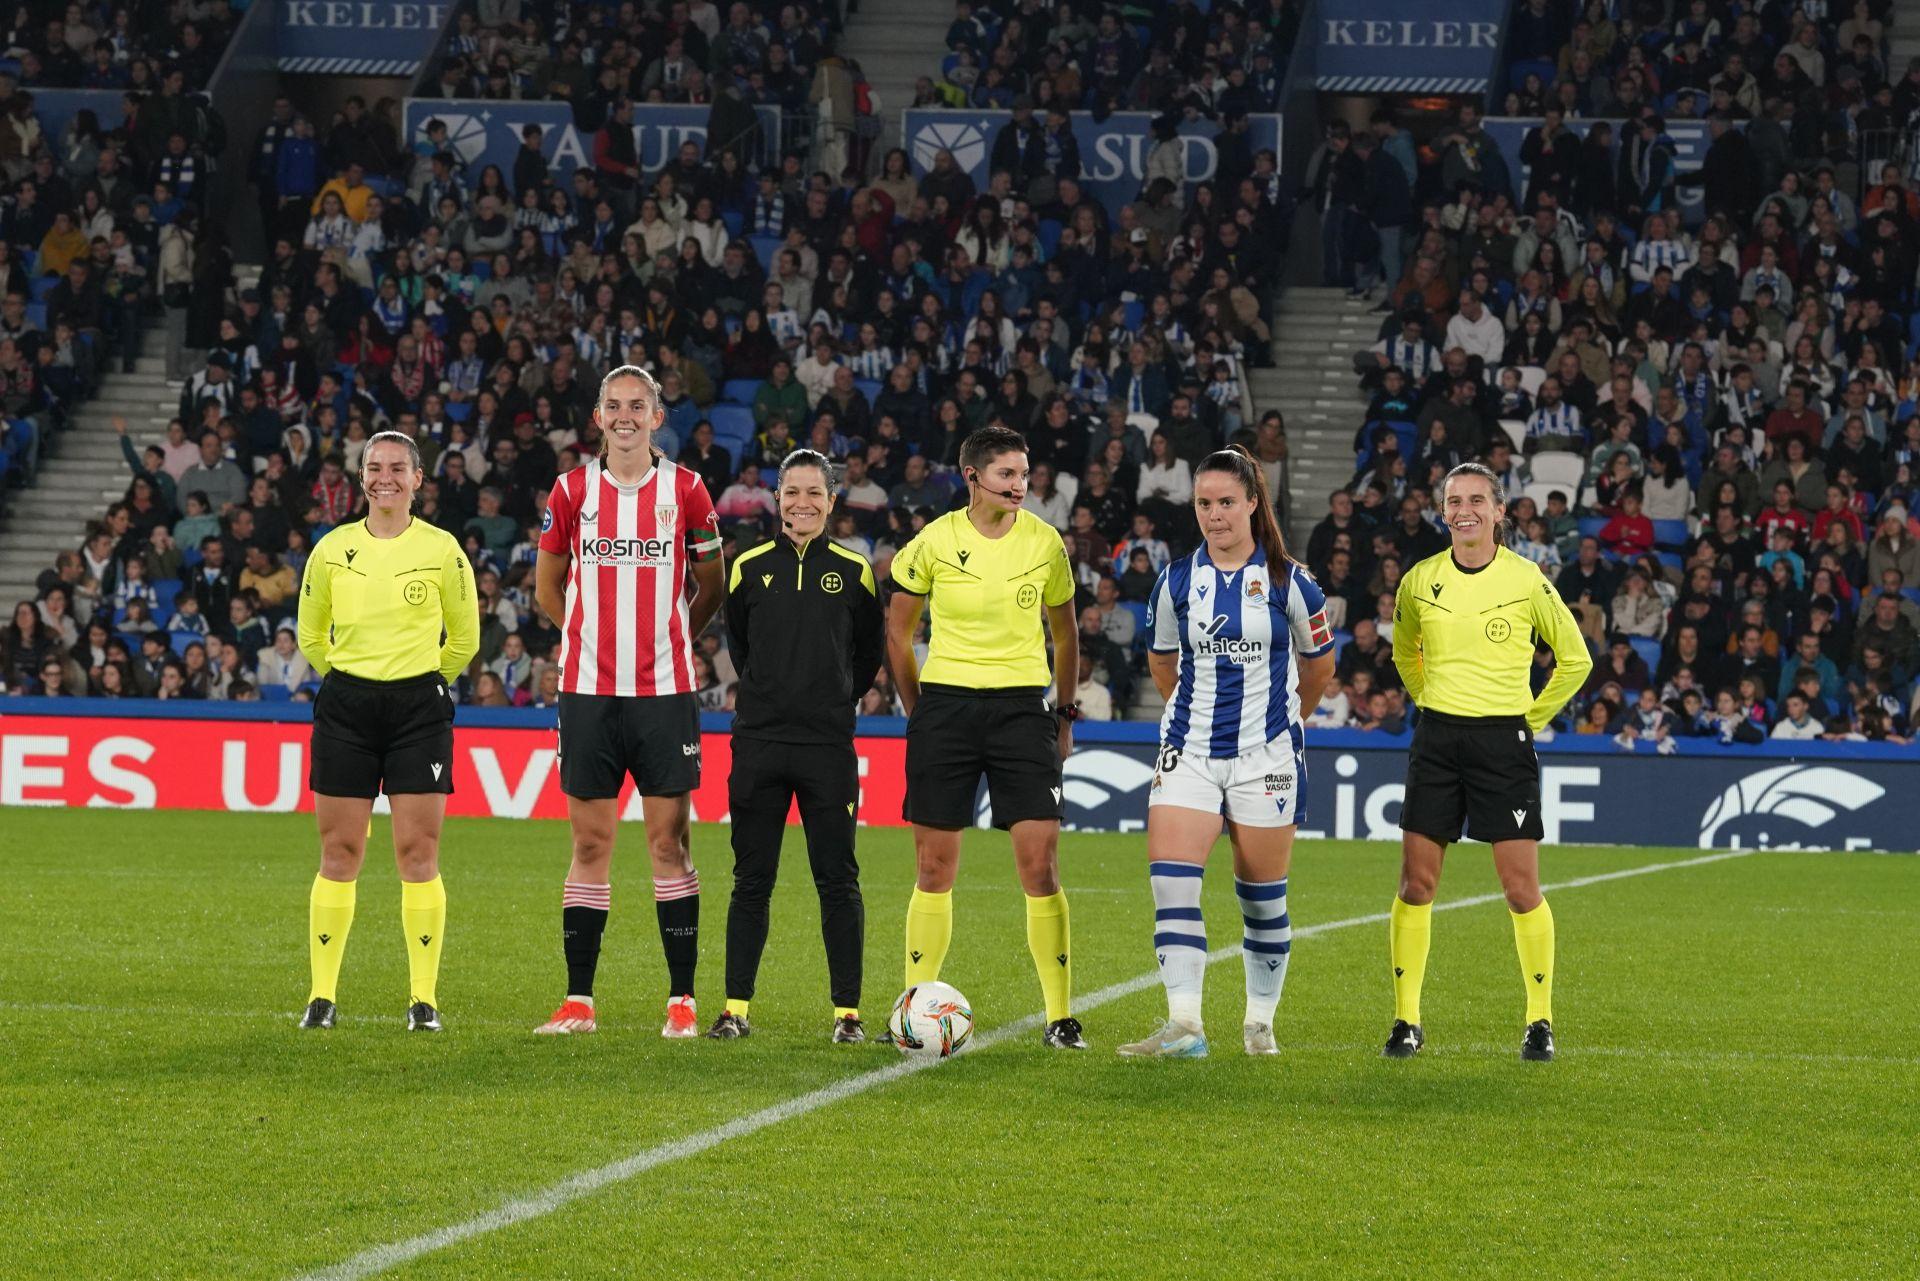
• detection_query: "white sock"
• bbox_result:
[566,994,594,1009]
[1150,860,1207,1026]
[1237,877,1291,1026]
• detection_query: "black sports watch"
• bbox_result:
[1055,701,1083,724]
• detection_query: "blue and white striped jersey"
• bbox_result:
[1149,545,1333,760]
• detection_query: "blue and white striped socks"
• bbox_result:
[1237,877,1291,1025]
[1149,861,1207,1025]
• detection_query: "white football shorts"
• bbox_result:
[1147,736,1305,828]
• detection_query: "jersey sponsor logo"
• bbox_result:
[579,535,675,566]
[1016,584,1039,608]
[681,742,700,757]
[905,563,919,581]
[1265,772,1294,794]
[1485,617,1512,642]
[404,580,430,606]
[1195,634,1264,661]
[821,571,844,593]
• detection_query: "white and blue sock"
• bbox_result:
[1237,877,1291,1025]
[1149,860,1207,1026]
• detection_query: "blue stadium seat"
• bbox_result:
[258,684,292,702]
[168,631,201,656]
[445,400,472,422]
[1578,515,1610,539]
[748,235,781,271]
[720,209,744,238]
[1122,300,1145,332]
[852,378,882,405]
[1037,219,1063,257]
[1651,519,1688,548]
[1628,637,1662,673]
[28,275,57,301]
[24,302,44,329]
[1330,629,1353,653]
[1655,550,1683,570]
[1507,58,1556,95]
[722,378,761,405]
[709,404,756,442]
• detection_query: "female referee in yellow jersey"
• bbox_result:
[295,431,480,1032]
[886,425,1085,1049]
[1386,462,1591,1062]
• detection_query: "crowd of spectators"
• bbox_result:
[0,1,1293,722]
[1295,0,1920,748]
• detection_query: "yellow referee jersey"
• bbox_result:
[1392,546,1592,731]
[297,518,481,683]
[892,508,1075,689]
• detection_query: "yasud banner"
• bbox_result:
[0,715,906,825]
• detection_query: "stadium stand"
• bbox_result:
[0,0,1914,748]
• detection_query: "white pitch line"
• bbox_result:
[297,846,1759,1281]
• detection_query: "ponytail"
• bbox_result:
[1197,445,1293,567]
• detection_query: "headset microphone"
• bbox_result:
[969,471,1021,501]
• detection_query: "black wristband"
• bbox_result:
[1055,701,1082,724]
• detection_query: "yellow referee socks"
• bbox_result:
[308,875,356,1003]
[1511,899,1555,1024]
[1389,896,1431,1024]
[904,887,952,988]
[400,876,447,1008]
[1025,891,1072,1022]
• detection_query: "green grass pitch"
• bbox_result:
[1,810,1914,1279]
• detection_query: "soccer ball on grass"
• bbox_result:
[887,982,973,1058]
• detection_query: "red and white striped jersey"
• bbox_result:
[540,458,721,697]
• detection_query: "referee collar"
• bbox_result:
[1448,550,1494,574]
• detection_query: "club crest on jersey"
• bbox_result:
[541,507,553,532]
[656,505,678,529]
[1246,578,1263,599]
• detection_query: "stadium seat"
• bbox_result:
[709,404,756,442]
[720,209,744,238]
[1122,300,1145,332]
[168,632,201,656]
[258,685,292,702]
[472,260,492,280]
[445,400,472,422]
[1499,418,1526,451]
[1521,481,1564,511]
[24,302,44,329]
[1651,519,1689,548]
[852,378,882,405]
[1656,550,1683,569]
[748,235,781,271]
[1629,637,1663,672]
[1507,58,1556,95]
[1530,454,1585,491]
[1514,366,1547,397]
[28,275,56,301]
[1577,515,1610,540]
[1120,601,1149,652]
[721,378,761,405]
[1037,219,1063,257]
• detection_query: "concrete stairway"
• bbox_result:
[838,0,955,161]
[0,344,178,606]
[1247,287,1377,549]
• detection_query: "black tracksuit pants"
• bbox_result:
[726,736,864,1010]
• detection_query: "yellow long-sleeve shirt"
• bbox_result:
[1392,546,1593,732]
[297,518,479,683]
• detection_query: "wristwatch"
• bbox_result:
[1055,701,1083,724]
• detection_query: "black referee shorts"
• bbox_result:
[556,691,701,800]
[904,684,1062,830]
[1400,709,1544,846]
[309,670,455,799]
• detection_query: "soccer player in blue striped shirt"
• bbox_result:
[1118,447,1336,1058]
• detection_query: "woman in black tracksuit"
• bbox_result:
[708,449,886,1043]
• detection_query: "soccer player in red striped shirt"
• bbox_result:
[531,365,725,1037]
